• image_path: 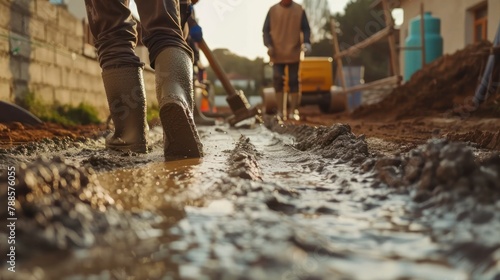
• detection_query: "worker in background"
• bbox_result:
[84,0,203,160]
[263,0,311,121]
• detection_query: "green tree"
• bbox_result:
[308,0,391,82]
[302,0,331,42]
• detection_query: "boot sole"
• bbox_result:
[160,103,203,161]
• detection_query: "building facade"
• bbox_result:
[397,0,500,73]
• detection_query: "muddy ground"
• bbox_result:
[0,110,499,279]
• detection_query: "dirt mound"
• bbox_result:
[446,130,500,150]
[353,41,499,120]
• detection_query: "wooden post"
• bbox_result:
[335,26,392,59]
[331,19,347,91]
[420,2,427,67]
[381,0,400,79]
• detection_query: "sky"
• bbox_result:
[130,0,402,61]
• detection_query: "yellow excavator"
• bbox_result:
[261,57,349,114]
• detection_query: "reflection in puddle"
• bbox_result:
[6,125,499,279]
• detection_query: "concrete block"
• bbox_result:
[72,56,88,73]
[0,80,12,101]
[35,1,58,25]
[32,46,55,65]
[29,18,46,41]
[55,52,75,69]
[60,68,69,88]
[45,25,65,46]
[0,3,10,29]
[0,56,12,80]
[57,9,78,33]
[42,65,62,87]
[77,73,94,91]
[65,34,82,53]
[86,59,102,76]
[74,21,84,38]
[54,88,71,105]
[65,71,81,89]
[0,37,8,54]
[29,63,43,84]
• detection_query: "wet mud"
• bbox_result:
[0,118,499,279]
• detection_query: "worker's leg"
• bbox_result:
[134,0,202,160]
[273,63,287,119]
[134,0,193,68]
[288,62,301,121]
[84,0,148,152]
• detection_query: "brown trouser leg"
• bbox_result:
[85,0,192,69]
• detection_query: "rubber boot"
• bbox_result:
[102,67,148,153]
[155,48,203,160]
[276,91,287,121]
[288,92,301,121]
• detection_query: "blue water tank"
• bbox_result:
[404,12,443,81]
[336,66,364,111]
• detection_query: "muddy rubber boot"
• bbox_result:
[288,92,301,121]
[102,67,148,153]
[155,48,203,160]
[275,91,287,121]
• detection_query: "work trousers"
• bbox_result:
[84,0,193,70]
[273,62,300,93]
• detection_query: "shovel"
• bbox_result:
[196,39,261,126]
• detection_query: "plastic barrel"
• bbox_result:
[336,66,364,111]
[404,12,443,81]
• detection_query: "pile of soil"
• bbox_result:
[353,41,500,121]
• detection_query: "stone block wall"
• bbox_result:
[0,0,157,120]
